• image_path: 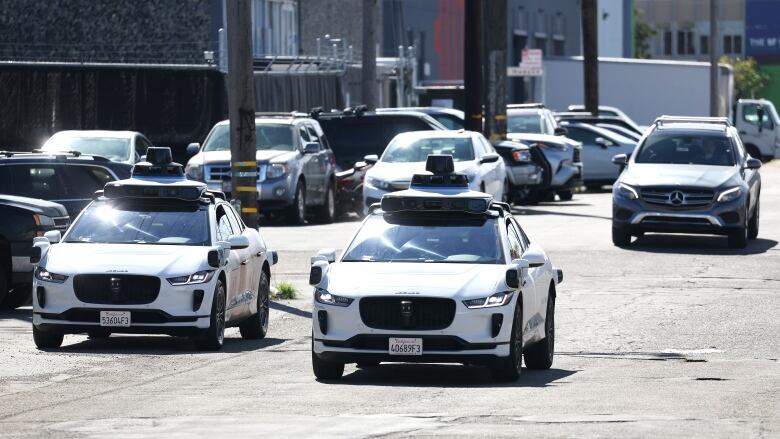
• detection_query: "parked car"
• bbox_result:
[0,195,69,309]
[0,151,132,216]
[506,104,584,202]
[185,112,337,225]
[611,116,761,249]
[363,130,507,210]
[566,105,645,133]
[555,112,644,137]
[376,107,465,130]
[492,139,547,203]
[40,130,154,165]
[733,98,780,161]
[557,121,637,189]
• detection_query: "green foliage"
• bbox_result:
[720,56,770,99]
[633,7,656,59]
[273,281,298,300]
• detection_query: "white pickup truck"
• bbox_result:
[735,99,780,161]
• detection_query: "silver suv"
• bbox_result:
[185,113,337,224]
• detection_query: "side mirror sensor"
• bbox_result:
[30,246,42,264]
[317,248,337,263]
[554,127,568,136]
[43,230,61,244]
[303,142,321,154]
[268,250,278,265]
[745,157,762,169]
[521,245,546,268]
[612,154,628,166]
[506,259,529,289]
[228,235,250,250]
[207,249,222,268]
[186,143,200,157]
[480,153,500,164]
[363,154,379,165]
[309,260,329,285]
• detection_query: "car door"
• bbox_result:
[738,102,774,158]
[513,219,550,313]
[215,205,245,322]
[563,125,619,182]
[298,124,322,204]
[476,134,501,197]
[224,205,258,318]
[505,219,536,339]
[307,123,331,197]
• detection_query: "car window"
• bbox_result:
[732,131,747,161]
[137,136,153,156]
[382,136,475,163]
[506,221,523,260]
[635,131,736,166]
[306,125,320,143]
[742,104,774,130]
[299,126,311,143]
[203,124,295,152]
[61,166,114,198]
[224,204,244,232]
[511,218,531,250]
[508,114,544,134]
[216,205,236,241]
[479,135,496,154]
[1,164,66,199]
[432,114,464,130]
[563,126,601,144]
[42,136,131,162]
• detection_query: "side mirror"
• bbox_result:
[44,230,61,244]
[186,142,201,157]
[595,137,613,148]
[364,154,379,165]
[480,153,500,164]
[745,157,762,169]
[268,250,279,265]
[228,235,250,250]
[612,154,628,166]
[303,142,321,154]
[506,259,530,289]
[309,260,329,285]
[554,127,568,136]
[521,244,546,268]
[316,248,337,263]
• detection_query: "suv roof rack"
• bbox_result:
[654,115,732,127]
[0,150,110,161]
[507,103,545,109]
[254,111,309,118]
[310,105,371,119]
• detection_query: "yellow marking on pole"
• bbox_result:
[471,114,483,120]
[241,207,258,213]
[494,114,507,120]
[234,186,257,192]
[234,161,257,167]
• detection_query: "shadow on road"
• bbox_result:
[625,235,778,256]
[54,335,287,355]
[271,301,312,319]
[331,363,576,388]
[0,307,32,323]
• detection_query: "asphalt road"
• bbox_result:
[1,162,779,438]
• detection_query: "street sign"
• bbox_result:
[507,48,543,77]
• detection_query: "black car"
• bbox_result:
[376,107,465,130]
[0,195,69,309]
[0,151,132,217]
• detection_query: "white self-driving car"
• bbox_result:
[31,148,277,351]
[310,155,562,382]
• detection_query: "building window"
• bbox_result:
[534,36,547,52]
[734,35,742,54]
[723,35,742,54]
[677,30,694,55]
[664,30,673,55]
[724,35,732,54]
[553,38,564,56]
[700,35,709,55]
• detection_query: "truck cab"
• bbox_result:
[734,98,780,161]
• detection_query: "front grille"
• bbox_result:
[52,216,69,231]
[640,216,712,225]
[206,163,267,183]
[640,187,714,207]
[359,297,456,330]
[73,274,160,305]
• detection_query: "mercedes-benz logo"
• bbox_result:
[669,191,685,205]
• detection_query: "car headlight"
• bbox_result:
[367,176,390,190]
[717,187,743,203]
[34,267,68,283]
[266,163,289,179]
[463,291,514,309]
[314,288,354,307]
[167,270,215,286]
[617,183,638,200]
[185,164,203,181]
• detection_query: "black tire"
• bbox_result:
[728,225,748,249]
[501,180,510,203]
[33,325,63,349]
[490,302,523,382]
[748,198,759,240]
[612,224,632,247]
[239,270,270,339]
[194,279,226,351]
[524,291,555,370]
[557,190,573,201]
[286,181,306,225]
[1,285,31,309]
[0,267,8,305]
[314,183,336,224]
[87,329,111,339]
[312,337,344,380]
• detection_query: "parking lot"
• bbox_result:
[0,162,776,438]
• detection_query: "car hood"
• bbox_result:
[622,163,741,188]
[367,161,477,184]
[189,149,298,165]
[322,262,507,298]
[42,243,210,276]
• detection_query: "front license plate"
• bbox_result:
[100,311,130,327]
[388,337,422,356]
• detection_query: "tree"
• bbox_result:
[720,56,770,99]
[633,7,656,59]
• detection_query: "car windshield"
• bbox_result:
[341,214,504,264]
[64,201,210,245]
[382,136,474,163]
[634,132,736,166]
[431,114,464,130]
[43,137,130,162]
[203,124,295,152]
[508,114,543,133]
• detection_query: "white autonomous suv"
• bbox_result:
[31,147,277,351]
[310,155,562,382]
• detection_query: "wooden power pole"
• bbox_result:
[226,0,258,228]
[581,0,599,114]
[362,0,377,109]
[463,0,484,132]
[482,0,507,141]
[710,0,719,116]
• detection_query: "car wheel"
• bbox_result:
[524,290,555,370]
[728,221,749,249]
[557,190,573,201]
[748,198,759,240]
[239,270,270,340]
[502,180,510,203]
[0,268,8,305]
[87,329,111,339]
[314,183,336,224]
[489,302,523,382]
[612,223,631,247]
[194,279,226,351]
[312,336,344,380]
[33,325,63,349]
[286,181,306,225]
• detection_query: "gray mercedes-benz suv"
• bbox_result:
[611,116,761,249]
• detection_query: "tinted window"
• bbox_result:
[224,204,244,232]
[432,114,464,130]
[61,166,114,198]
[203,124,295,152]
[2,164,66,199]
[382,136,474,163]
[42,136,131,162]
[506,222,522,260]
[564,126,601,144]
[508,114,543,134]
[635,132,736,166]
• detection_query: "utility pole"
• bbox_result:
[226,0,258,228]
[581,0,599,114]
[709,0,719,116]
[362,0,377,109]
[482,0,508,140]
[463,0,484,132]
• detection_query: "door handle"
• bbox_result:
[241,259,248,265]
[256,251,263,257]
